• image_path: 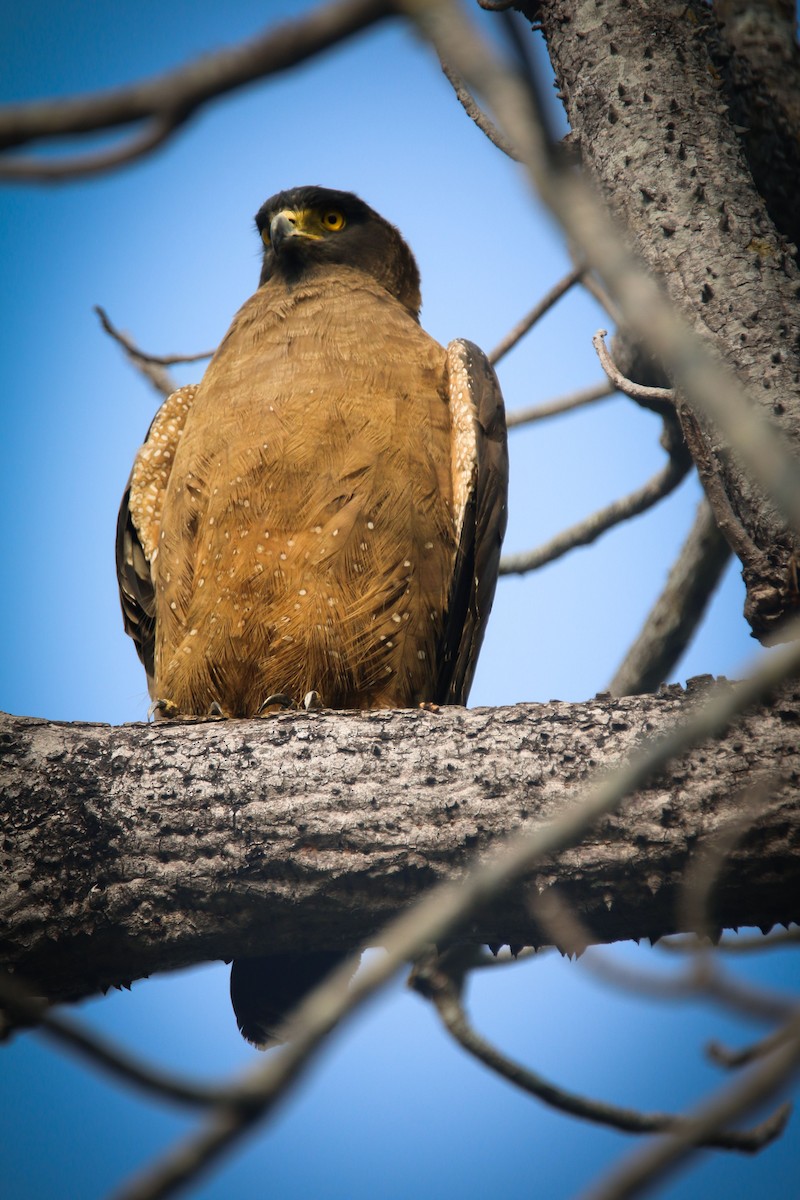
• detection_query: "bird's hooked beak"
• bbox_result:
[269,209,321,252]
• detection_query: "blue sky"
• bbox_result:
[1,3,797,1198]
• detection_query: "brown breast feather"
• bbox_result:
[146,269,456,715]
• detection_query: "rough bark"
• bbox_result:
[2,682,799,1005]
[714,0,800,251]
[536,0,800,641]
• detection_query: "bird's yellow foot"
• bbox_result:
[418,701,441,713]
[149,698,181,721]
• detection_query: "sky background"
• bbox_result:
[1,2,798,1198]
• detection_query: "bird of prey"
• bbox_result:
[117,185,508,1046]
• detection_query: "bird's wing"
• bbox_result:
[436,340,508,705]
[115,385,197,688]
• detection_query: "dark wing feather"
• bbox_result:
[116,480,157,686]
[115,384,197,690]
[435,339,508,705]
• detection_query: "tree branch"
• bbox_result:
[583,1013,800,1200]
[409,949,788,1151]
[489,265,585,364]
[0,0,393,178]
[3,677,800,1005]
[96,633,800,1200]
[95,306,182,397]
[499,426,690,575]
[593,329,675,406]
[439,60,519,160]
[609,498,732,696]
[506,380,613,428]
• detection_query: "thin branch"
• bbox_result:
[707,1025,798,1071]
[96,306,213,367]
[113,628,800,1200]
[575,259,624,326]
[409,950,789,1152]
[489,264,585,364]
[0,972,227,1111]
[581,1015,800,1200]
[95,306,178,398]
[593,329,675,405]
[0,0,393,179]
[500,430,690,575]
[506,381,614,428]
[440,60,519,159]
[609,498,732,696]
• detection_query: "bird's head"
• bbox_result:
[255,186,422,318]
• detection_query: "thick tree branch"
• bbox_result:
[2,681,799,1005]
[714,0,800,251]
[531,0,800,639]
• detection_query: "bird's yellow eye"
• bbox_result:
[321,211,345,232]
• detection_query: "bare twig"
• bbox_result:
[609,498,732,696]
[489,265,585,364]
[0,0,393,180]
[576,260,623,325]
[593,330,675,405]
[581,1015,800,1200]
[95,308,213,367]
[708,1025,798,1070]
[500,431,690,575]
[0,972,227,1110]
[440,60,518,159]
[410,950,788,1151]
[112,627,800,1200]
[95,306,179,398]
[506,381,614,428]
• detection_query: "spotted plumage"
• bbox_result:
[116,185,508,1044]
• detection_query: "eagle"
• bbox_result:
[117,186,508,1046]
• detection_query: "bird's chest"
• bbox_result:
[155,303,454,708]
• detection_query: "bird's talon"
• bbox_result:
[207,701,227,718]
[303,690,323,711]
[418,701,441,713]
[258,693,295,715]
[149,698,180,720]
